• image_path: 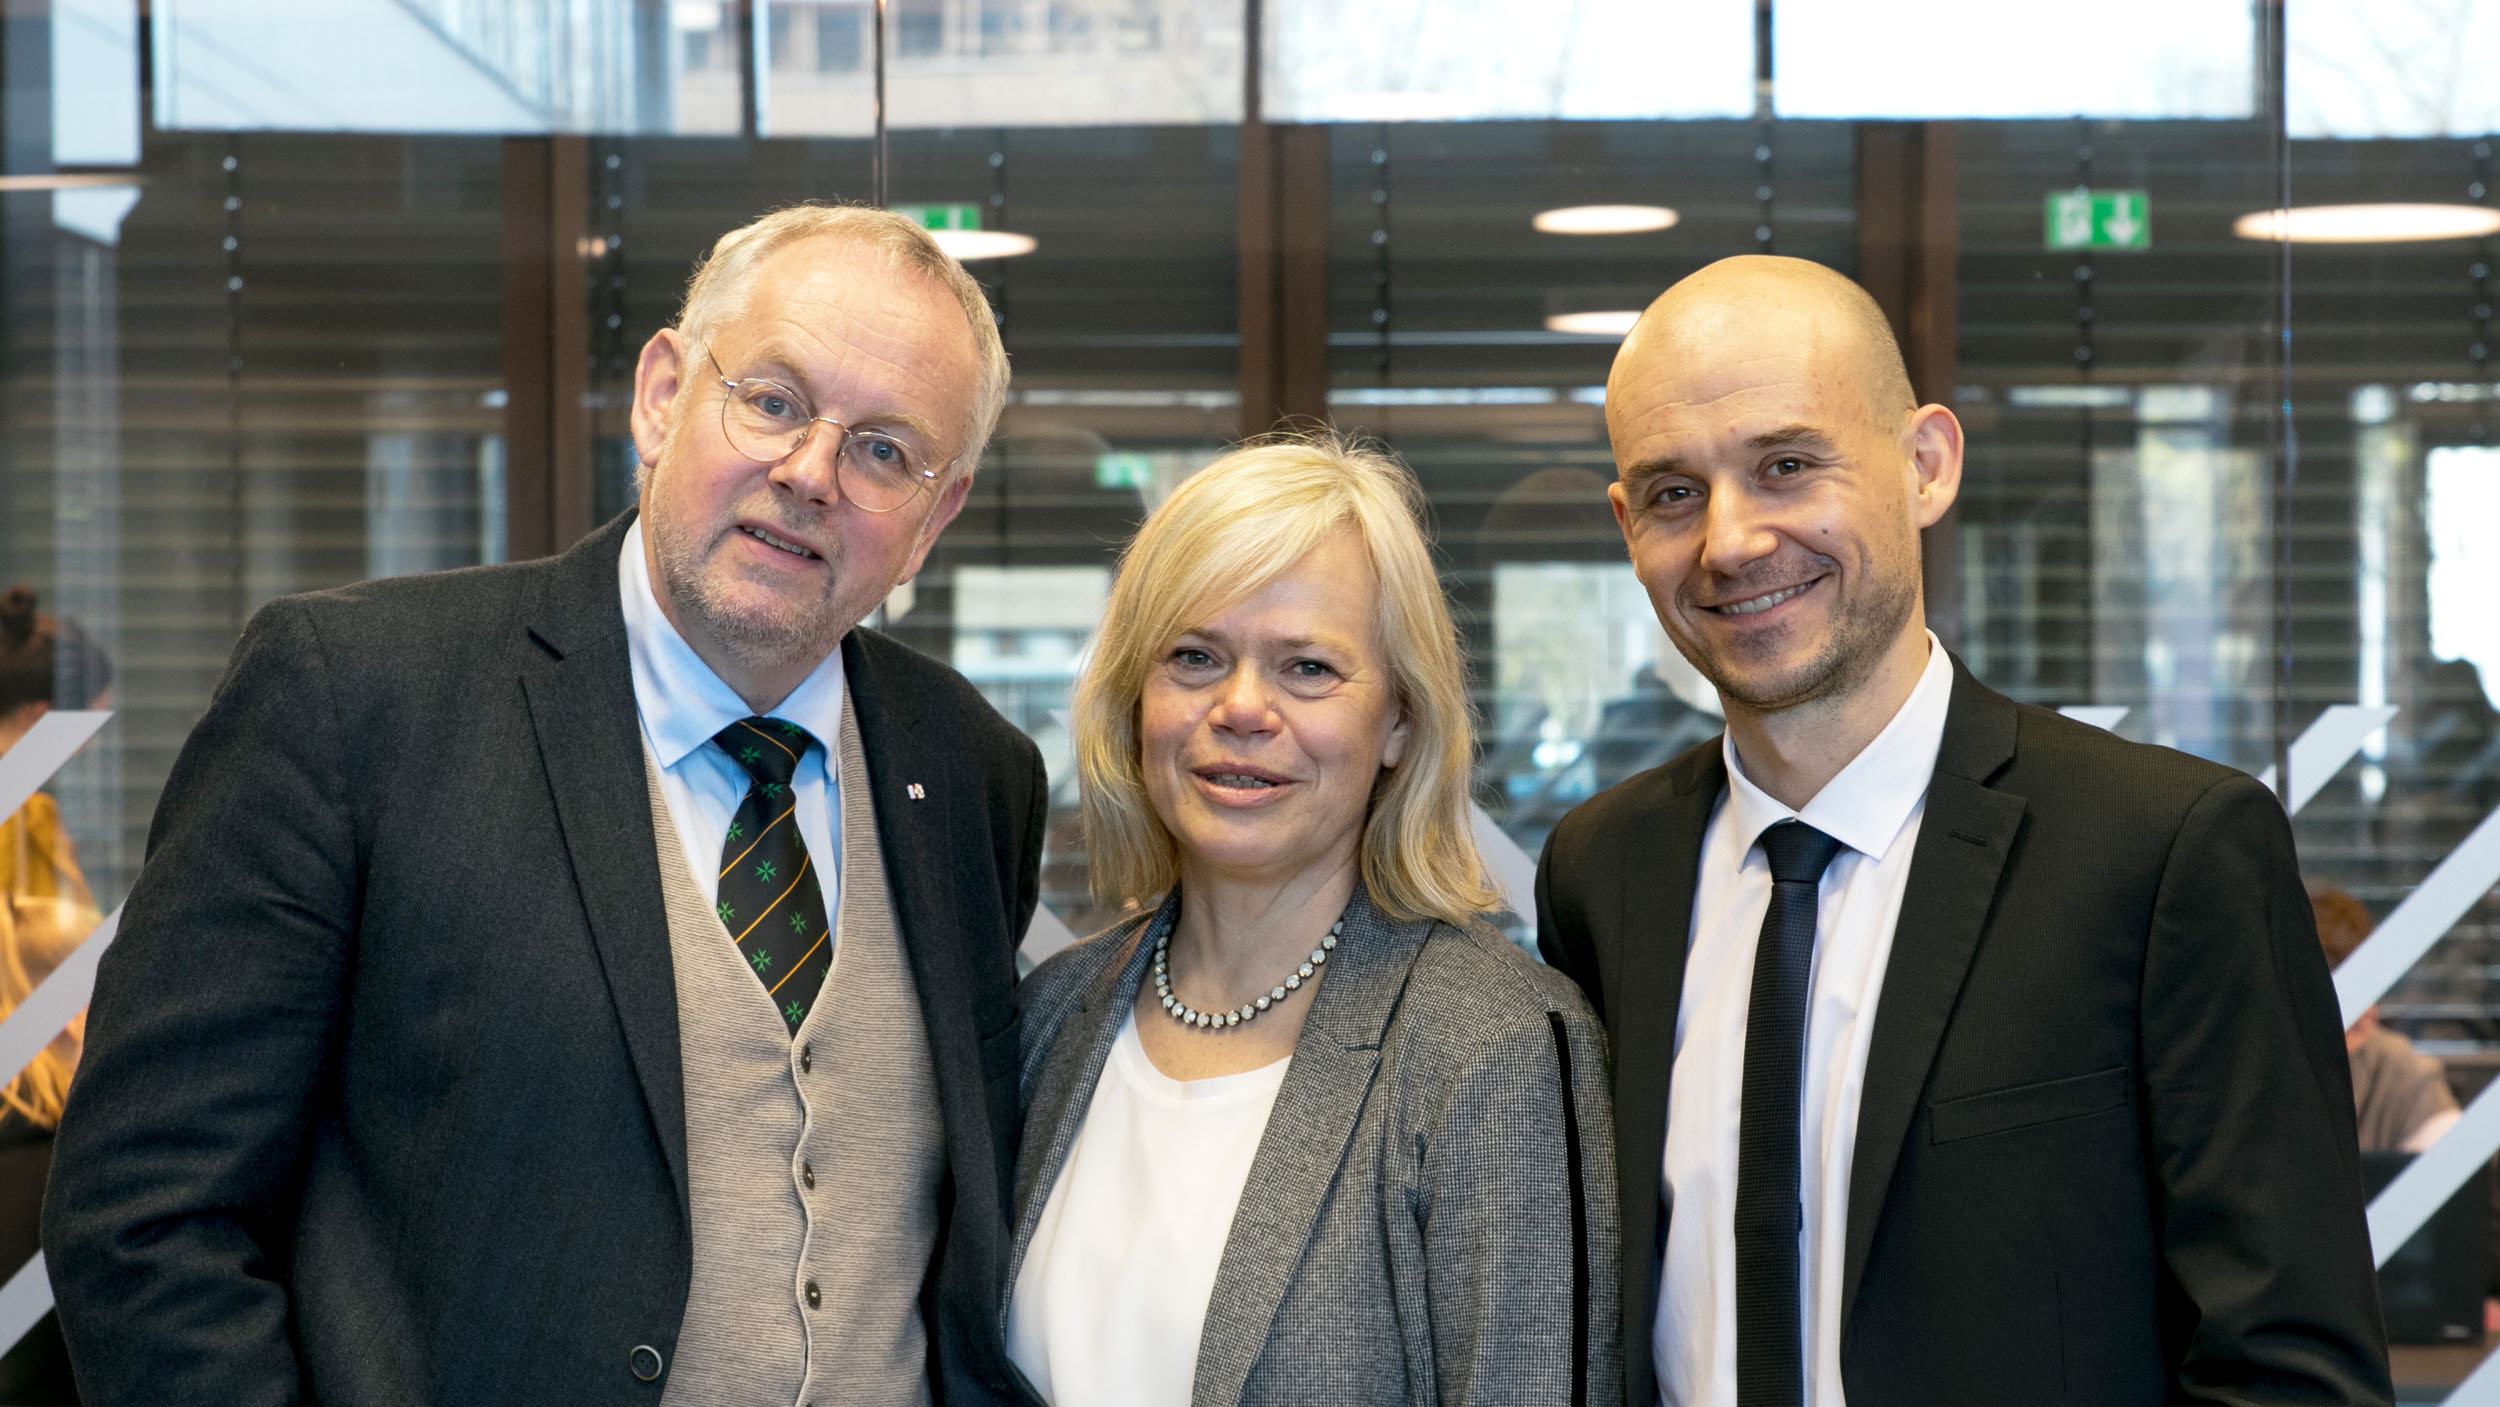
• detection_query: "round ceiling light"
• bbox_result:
[1533,204,1679,236]
[2231,203,2500,244]
[1545,310,1643,337]
[0,173,144,191]
[930,229,1038,260]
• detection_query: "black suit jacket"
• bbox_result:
[44,512,1049,1406]
[1537,657,2392,1407]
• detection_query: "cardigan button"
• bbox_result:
[628,1344,664,1382]
[805,1280,822,1309]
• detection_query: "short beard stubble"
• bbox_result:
[1676,520,1922,717]
[647,500,864,683]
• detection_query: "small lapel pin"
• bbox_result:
[906,783,927,801]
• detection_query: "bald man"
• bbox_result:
[1536,256,2389,1407]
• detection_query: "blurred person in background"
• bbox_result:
[2312,885,2460,1154]
[0,585,114,1405]
[0,588,110,919]
[1008,435,1619,1406]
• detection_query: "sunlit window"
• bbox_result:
[1263,0,1750,122]
[2425,447,2500,710]
[1773,0,2254,119]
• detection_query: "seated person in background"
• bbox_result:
[0,588,110,915]
[2313,885,2460,1153]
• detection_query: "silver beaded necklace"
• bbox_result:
[1152,919,1341,1030]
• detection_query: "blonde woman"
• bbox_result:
[1005,434,1620,1407]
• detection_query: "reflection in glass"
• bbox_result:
[1487,562,1720,827]
[153,0,687,134]
[2089,387,2268,761]
[2289,0,2500,138]
[765,0,1243,134]
[1264,0,1750,122]
[950,564,1111,825]
[2425,446,2500,710]
[1774,0,2253,120]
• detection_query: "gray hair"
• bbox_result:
[676,202,1011,478]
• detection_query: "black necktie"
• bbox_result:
[711,717,832,1034]
[1735,819,1845,1407]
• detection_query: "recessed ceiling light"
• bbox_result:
[1545,310,1643,337]
[1533,204,1679,236]
[0,173,143,191]
[930,229,1038,260]
[2232,203,2500,243]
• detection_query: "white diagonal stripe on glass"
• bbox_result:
[0,710,117,1361]
[0,711,109,823]
[0,905,118,1093]
[2336,805,2500,1026]
[1020,901,1080,968]
[2056,706,2129,731]
[0,906,117,1363]
[1470,801,1538,922]
[2370,1063,2500,1266]
[2253,704,2398,814]
[0,1252,50,1358]
[2439,1334,2500,1405]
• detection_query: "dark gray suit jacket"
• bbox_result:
[1010,887,1622,1407]
[44,512,1049,1406]
[1538,657,2392,1407]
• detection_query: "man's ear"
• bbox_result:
[897,469,979,584]
[1905,403,1964,530]
[629,328,691,483]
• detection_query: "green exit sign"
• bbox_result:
[894,202,983,233]
[1094,452,1153,490]
[2043,188,2150,250]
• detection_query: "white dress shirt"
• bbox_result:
[618,520,843,912]
[1655,634,1952,1407]
[1006,1011,1292,1406]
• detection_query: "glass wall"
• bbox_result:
[11,0,2500,1393]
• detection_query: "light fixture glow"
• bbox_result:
[1533,204,1679,235]
[1545,310,1643,337]
[2231,203,2500,243]
[930,229,1038,260]
[0,174,143,191]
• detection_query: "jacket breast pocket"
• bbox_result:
[1929,1065,2130,1145]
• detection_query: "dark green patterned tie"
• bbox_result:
[711,717,832,1034]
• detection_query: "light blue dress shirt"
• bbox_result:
[618,519,843,913]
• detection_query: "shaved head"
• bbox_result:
[1607,255,1915,444]
[1599,253,1960,734]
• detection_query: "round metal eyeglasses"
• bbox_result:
[708,352,945,514]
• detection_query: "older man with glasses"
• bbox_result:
[46,204,1050,1407]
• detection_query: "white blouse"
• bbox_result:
[1007,1010,1292,1406]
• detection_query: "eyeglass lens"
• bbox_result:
[720,378,933,512]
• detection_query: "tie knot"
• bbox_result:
[1757,819,1844,886]
[713,717,815,787]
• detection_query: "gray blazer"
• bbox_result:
[1008,886,1622,1407]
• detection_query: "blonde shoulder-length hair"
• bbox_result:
[1073,432,1499,926]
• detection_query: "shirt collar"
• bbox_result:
[1719,631,1954,864]
[618,518,848,770]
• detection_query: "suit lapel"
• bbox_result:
[1838,663,2024,1337]
[1615,745,1722,1407]
[1194,889,1429,1407]
[842,630,1006,1208]
[519,513,688,1215]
